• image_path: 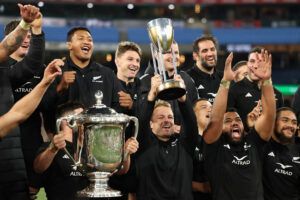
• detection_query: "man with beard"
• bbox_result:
[227,47,283,128]
[192,99,212,200]
[140,41,198,133]
[187,35,223,103]
[203,51,276,200]
[262,107,300,200]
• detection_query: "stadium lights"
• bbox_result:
[38,1,44,7]
[127,4,134,9]
[87,3,94,9]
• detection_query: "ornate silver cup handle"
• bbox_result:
[123,116,139,160]
[56,115,81,169]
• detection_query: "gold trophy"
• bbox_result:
[147,18,186,100]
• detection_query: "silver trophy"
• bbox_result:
[147,18,186,100]
[56,91,138,198]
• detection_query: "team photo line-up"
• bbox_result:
[0,3,299,200]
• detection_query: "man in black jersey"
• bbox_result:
[133,74,198,200]
[4,14,46,198]
[187,35,223,103]
[51,27,122,109]
[192,99,212,200]
[227,47,283,127]
[203,52,276,200]
[115,41,142,116]
[262,107,300,200]
[140,41,198,133]
[34,102,138,200]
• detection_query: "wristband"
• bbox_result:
[262,79,272,86]
[220,79,231,89]
[19,19,31,31]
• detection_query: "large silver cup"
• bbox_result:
[56,91,138,198]
[147,18,186,100]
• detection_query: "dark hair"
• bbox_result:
[248,46,264,60]
[4,20,20,35]
[226,107,238,113]
[276,107,296,121]
[192,35,218,53]
[56,102,85,119]
[232,60,247,71]
[193,98,210,108]
[115,41,142,58]
[66,27,91,42]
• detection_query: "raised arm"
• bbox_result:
[0,4,40,62]
[251,50,275,141]
[203,53,234,144]
[0,59,63,139]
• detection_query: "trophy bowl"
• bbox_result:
[148,18,173,52]
[56,91,138,198]
[157,80,186,100]
[147,18,186,101]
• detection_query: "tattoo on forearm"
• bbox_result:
[2,32,25,54]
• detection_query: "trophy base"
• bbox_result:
[157,80,186,100]
[77,172,122,198]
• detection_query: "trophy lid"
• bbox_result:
[80,91,130,124]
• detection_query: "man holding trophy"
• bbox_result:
[140,18,198,133]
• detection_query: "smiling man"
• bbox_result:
[203,52,276,200]
[115,41,142,116]
[53,27,121,109]
[262,107,300,200]
[187,35,223,103]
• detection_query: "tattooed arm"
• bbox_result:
[0,4,40,62]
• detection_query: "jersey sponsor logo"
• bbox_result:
[268,151,275,157]
[62,154,70,159]
[223,144,231,149]
[207,93,217,97]
[70,171,83,176]
[197,84,205,89]
[245,92,252,97]
[275,163,293,176]
[292,157,300,164]
[14,87,33,93]
[276,163,293,169]
[34,76,41,79]
[92,75,103,83]
[232,155,251,166]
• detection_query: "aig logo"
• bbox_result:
[232,155,251,166]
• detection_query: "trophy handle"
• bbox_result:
[123,116,139,160]
[56,116,80,169]
[129,116,139,139]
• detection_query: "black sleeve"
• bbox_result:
[10,33,45,88]
[110,71,123,113]
[183,72,199,104]
[179,99,199,155]
[292,87,300,118]
[136,99,155,154]
[227,82,236,109]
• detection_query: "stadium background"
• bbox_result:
[0,0,300,198]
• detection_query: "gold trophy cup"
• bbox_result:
[147,18,186,100]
